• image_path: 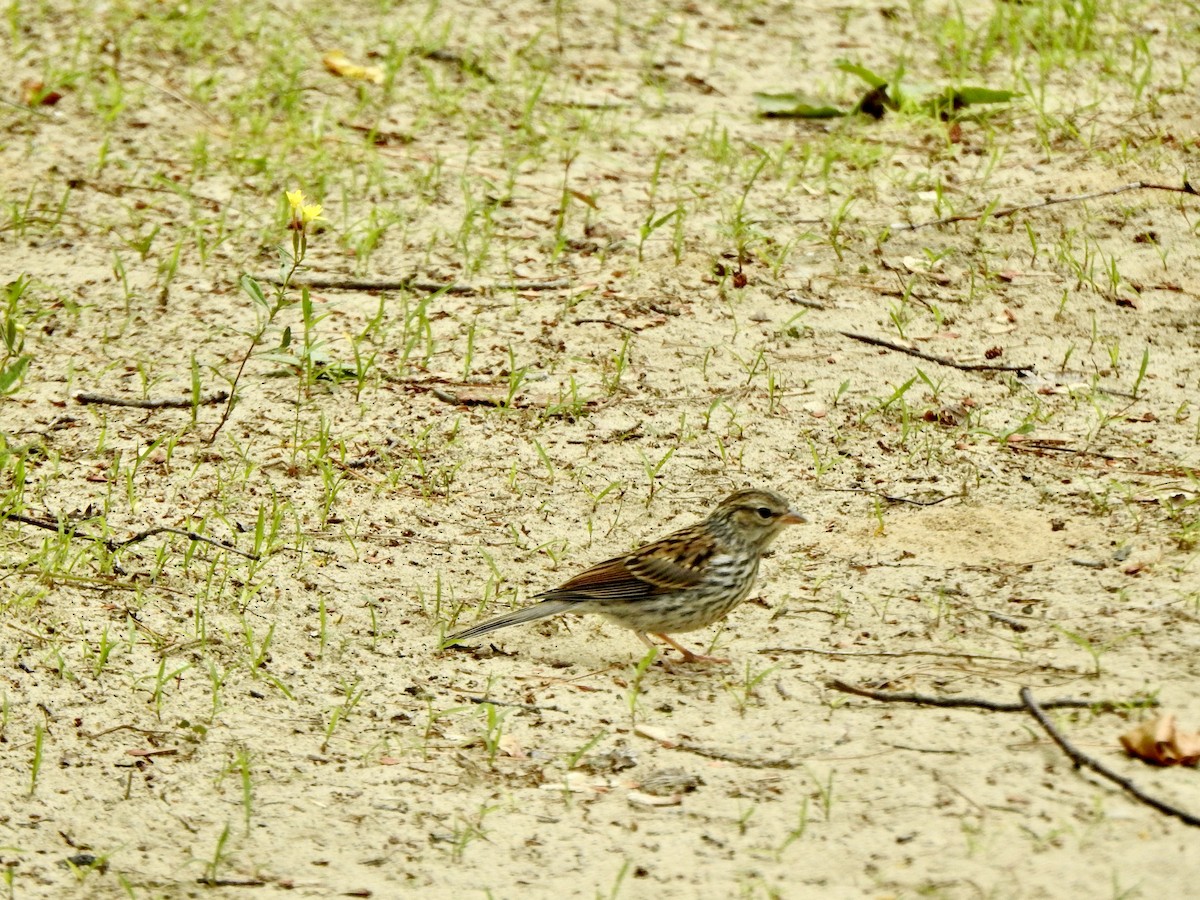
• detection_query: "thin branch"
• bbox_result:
[893,180,1199,232]
[2,512,259,560]
[111,527,260,559]
[572,318,640,333]
[85,723,178,740]
[3,512,64,535]
[465,696,566,714]
[253,274,574,295]
[823,486,958,506]
[841,331,1033,372]
[828,679,1152,713]
[765,647,1054,666]
[1020,687,1200,828]
[76,391,227,409]
[1006,441,1132,462]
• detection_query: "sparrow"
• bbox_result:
[444,488,805,663]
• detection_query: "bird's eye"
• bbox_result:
[756,507,774,519]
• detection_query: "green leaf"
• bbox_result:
[920,86,1019,117]
[955,86,1020,105]
[239,274,267,308]
[753,92,845,118]
[648,208,681,230]
[0,355,30,395]
[834,59,887,88]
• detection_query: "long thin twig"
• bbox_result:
[893,180,1198,232]
[841,331,1033,372]
[766,647,1055,666]
[4,512,70,535]
[572,318,640,333]
[828,679,1151,713]
[76,391,227,409]
[253,275,573,294]
[111,527,259,559]
[2,512,259,560]
[1020,687,1200,828]
[823,486,958,507]
[465,696,566,714]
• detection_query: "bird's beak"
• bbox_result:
[781,509,807,526]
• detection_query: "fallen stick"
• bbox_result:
[827,680,1145,713]
[76,391,227,409]
[2,513,259,560]
[893,180,1199,232]
[841,331,1033,373]
[1020,687,1200,828]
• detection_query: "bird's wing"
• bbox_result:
[538,530,714,603]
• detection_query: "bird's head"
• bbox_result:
[711,488,806,549]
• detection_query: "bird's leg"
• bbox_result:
[653,633,730,664]
[635,632,675,671]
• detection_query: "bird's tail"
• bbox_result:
[444,599,577,645]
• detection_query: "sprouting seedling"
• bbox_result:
[29,722,43,796]
[1056,626,1139,678]
[1131,347,1149,398]
[638,447,675,502]
[774,798,810,860]
[565,730,609,770]
[637,207,682,262]
[480,701,509,767]
[0,274,32,397]
[625,647,657,722]
[201,823,231,886]
[827,196,856,262]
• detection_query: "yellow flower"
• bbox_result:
[300,203,324,224]
[286,190,306,211]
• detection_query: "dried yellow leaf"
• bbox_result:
[322,51,384,85]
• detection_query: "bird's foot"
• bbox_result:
[652,633,730,664]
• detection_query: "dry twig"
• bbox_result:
[841,331,1033,372]
[76,391,227,409]
[827,681,1194,825]
[254,274,573,295]
[768,647,1056,667]
[824,486,958,507]
[465,695,566,714]
[893,180,1199,232]
[828,679,1147,713]
[2,512,259,560]
[1020,687,1200,828]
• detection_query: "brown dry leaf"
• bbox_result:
[322,51,384,85]
[431,385,508,407]
[21,79,63,106]
[1120,714,1200,766]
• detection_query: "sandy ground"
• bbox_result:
[2,0,1199,897]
